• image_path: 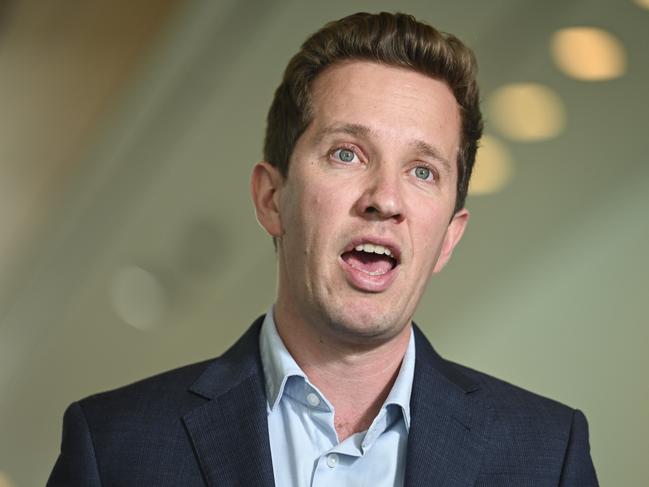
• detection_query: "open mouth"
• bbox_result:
[340,243,398,276]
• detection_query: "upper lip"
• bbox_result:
[341,236,402,264]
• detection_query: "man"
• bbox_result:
[48,12,598,486]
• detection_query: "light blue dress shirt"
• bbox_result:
[259,309,415,487]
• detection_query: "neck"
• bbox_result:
[272,304,411,441]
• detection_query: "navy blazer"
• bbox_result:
[48,317,598,486]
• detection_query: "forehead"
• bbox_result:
[307,61,461,164]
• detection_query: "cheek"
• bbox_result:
[288,184,327,246]
[412,212,450,262]
[304,181,340,222]
[302,195,330,246]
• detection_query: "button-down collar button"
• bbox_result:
[326,453,338,468]
[306,392,320,407]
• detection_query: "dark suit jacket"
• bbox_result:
[48,317,598,486]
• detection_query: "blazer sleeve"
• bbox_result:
[559,409,599,486]
[47,402,102,487]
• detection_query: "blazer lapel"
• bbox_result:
[183,319,275,487]
[405,325,491,487]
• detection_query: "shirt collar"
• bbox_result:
[259,306,415,430]
[259,307,306,411]
[381,325,415,431]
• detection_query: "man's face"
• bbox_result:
[257,61,468,346]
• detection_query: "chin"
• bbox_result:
[318,302,409,344]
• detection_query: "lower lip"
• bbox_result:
[339,256,399,293]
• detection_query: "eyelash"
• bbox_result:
[412,163,438,183]
[329,144,362,164]
[328,145,439,184]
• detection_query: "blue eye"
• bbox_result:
[333,148,358,163]
[414,166,433,181]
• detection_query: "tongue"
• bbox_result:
[342,250,394,275]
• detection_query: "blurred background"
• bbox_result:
[0,0,647,485]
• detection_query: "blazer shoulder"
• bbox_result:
[448,360,579,430]
[444,361,598,484]
[412,325,576,419]
[78,358,215,422]
[76,318,265,424]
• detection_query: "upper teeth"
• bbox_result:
[355,243,393,257]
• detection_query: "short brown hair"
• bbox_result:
[264,11,483,213]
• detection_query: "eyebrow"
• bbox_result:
[313,122,454,174]
[312,123,372,145]
[410,139,453,175]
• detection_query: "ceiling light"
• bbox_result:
[469,135,514,195]
[551,27,626,81]
[487,83,566,141]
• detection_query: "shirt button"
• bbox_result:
[306,392,320,407]
[326,453,338,468]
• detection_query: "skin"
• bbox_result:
[251,61,468,439]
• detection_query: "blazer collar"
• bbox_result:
[183,316,275,487]
[404,324,491,487]
[181,318,491,487]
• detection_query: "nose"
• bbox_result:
[355,165,405,223]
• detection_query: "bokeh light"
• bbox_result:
[110,266,167,330]
[470,135,514,195]
[0,472,15,487]
[551,27,626,81]
[487,83,566,141]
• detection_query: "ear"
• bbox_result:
[250,161,284,238]
[432,208,469,273]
